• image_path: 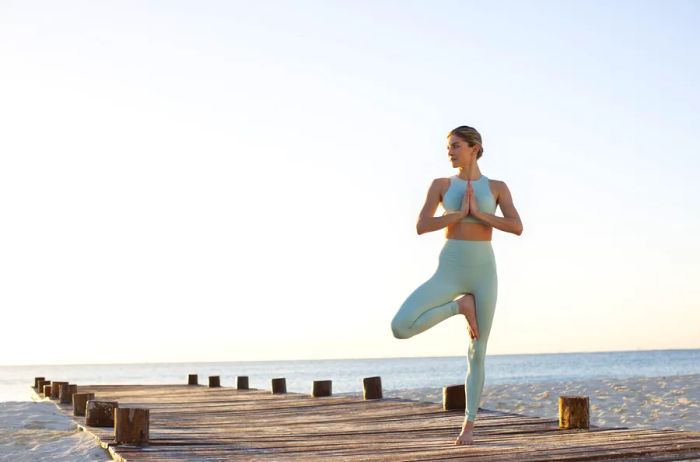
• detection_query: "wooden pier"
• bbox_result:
[32,382,700,461]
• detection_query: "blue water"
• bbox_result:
[2,349,699,402]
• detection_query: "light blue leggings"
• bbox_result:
[391,239,498,422]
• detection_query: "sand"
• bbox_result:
[0,401,111,461]
[384,373,700,432]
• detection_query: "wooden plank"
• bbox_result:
[33,385,700,461]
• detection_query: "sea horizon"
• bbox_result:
[3,346,697,368]
[3,348,699,403]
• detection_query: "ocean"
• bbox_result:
[2,348,699,402]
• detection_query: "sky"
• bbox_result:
[1,0,699,366]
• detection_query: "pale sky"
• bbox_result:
[1,0,699,366]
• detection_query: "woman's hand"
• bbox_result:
[416,178,469,234]
[465,180,524,235]
[467,181,481,218]
[459,181,470,218]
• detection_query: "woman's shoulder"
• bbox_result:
[430,177,450,195]
[486,178,514,202]
[487,177,509,190]
[426,177,452,200]
[429,177,452,189]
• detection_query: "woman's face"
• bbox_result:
[447,135,477,168]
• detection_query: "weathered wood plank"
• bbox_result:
[33,385,700,461]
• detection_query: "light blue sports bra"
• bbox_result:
[442,175,497,224]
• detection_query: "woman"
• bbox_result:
[391,125,523,445]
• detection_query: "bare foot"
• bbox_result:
[455,419,475,445]
[456,293,479,340]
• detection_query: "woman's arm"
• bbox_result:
[470,180,523,236]
[416,179,466,235]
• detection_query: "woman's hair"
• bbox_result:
[448,125,484,159]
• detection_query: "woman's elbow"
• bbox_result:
[513,222,523,236]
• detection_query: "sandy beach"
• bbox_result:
[386,373,700,432]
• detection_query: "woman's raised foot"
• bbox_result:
[456,294,479,340]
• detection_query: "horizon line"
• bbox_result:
[3,346,698,368]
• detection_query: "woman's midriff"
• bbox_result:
[445,221,493,241]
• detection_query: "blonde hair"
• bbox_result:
[448,125,484,160]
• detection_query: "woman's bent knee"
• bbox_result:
[391,317,413,339]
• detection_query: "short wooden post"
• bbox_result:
[271,378,287,394]
[50,381,68,399]
[85,400,118,427]
[312,380,332,397]
[362,376,383,400]
[38,380,50,397]
[115,407,149,445]
[443,384,466,410]
[188,374,198,385]
[208,376,220,388]
[73,392,95,416]
[559,395,590,429]
[237,376,249,390]
[34,377,45,390]
[42,384,52,398]
[59,384,78,404]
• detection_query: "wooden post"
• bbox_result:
[363,376,383,400]
[50,381,68,399]
[59,384,78,404]
[312,380,332,397]
[237,376,249,390]
[208,376,220,388]
[73,392,95,416]
[43,384,52,398]
[37,380,50,397]
[85,400,119,427]
[115,407,149,445]
[559,395,590,429]
[34,377,45,390]
[271,378,287,394]
[188,374,198,385]
[443,384,466,411]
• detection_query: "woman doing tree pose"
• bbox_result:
[391,125,523,445]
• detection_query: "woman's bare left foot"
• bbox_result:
[455,420,475,445]
[456,294,479,340]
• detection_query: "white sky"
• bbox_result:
[1,0,699,365]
